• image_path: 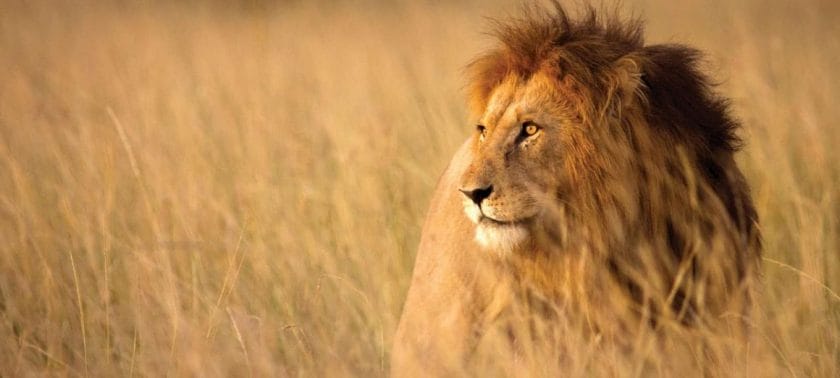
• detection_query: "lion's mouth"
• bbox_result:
[462,198,534,228]
[473,214,531,254]
[478,214,528,227]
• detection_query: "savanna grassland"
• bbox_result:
[0,0,838,376]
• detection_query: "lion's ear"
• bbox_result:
[606,55,646,115]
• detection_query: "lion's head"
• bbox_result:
[458,72,565,253]
[457,5,754,264]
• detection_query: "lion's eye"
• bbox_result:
[522,121,540,137]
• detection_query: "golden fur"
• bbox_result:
[393,3,760,375]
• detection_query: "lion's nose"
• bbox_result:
[459,185,493,206]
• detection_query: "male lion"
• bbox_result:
[393,3,760,375]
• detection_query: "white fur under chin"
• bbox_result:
[463,199,529,255]
[474,223,528,256]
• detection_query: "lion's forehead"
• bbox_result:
[481,73,561,128]
[482,77,519,126]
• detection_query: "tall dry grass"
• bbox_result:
[0,0,837,376]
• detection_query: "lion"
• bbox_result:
[392,3,760,376]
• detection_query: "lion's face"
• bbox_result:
[459,72,575,254]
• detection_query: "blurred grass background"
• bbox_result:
[0,0,838,376]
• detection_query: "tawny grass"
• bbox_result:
[0,0,837,376]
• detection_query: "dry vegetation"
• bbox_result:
[0,0,838,376]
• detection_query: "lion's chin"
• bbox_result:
[474,220,529,256]
[463,201,531,255]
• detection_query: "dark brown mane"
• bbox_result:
[467,1,741,154]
